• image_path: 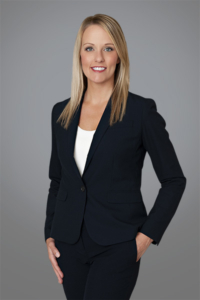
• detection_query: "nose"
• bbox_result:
[94,50,104,62]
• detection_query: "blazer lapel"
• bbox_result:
[67,89,112,180]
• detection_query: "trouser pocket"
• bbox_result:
[134,239,138,262]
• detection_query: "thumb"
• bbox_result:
[53,246,60,258]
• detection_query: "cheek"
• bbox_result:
[81,53,91,66]
[107,55,119,69]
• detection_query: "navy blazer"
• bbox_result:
[44,90,186,246]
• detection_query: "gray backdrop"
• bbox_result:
[1,1,199,299]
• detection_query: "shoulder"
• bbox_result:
[127,91,157,120]
[51,97,70,119]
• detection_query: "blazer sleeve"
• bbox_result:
[44,104,62,242]
[139,98,187,246]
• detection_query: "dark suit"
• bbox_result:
[44,90,186,246]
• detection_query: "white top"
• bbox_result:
[74,126,96,176]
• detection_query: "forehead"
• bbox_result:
[82,25,113,44]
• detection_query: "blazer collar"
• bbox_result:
[67,89,112,180]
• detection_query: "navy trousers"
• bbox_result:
[55,220,141,300]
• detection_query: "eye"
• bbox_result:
[105,47,114,52]
[85,47,114,52]
[85,47,93,52]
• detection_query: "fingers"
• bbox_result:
[52,264,63,284]
[50,251,64,278]
[47,241,64,283]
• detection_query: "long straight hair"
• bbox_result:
[57,14,130,130]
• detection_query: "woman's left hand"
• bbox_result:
[135,232,154,262]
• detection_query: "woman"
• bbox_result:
[44,14,187,300]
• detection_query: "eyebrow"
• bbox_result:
[83,43,114,46]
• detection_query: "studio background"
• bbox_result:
[1,1,199,300]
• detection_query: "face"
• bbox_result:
[80,25,120,86]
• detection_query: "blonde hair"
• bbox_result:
[57,13,130,130]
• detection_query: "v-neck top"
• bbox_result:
[73,126,96,176]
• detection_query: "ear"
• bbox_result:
[117,57,120,64]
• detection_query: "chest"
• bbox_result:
[78,101,108,131]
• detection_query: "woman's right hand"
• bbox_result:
[46,238,64,284]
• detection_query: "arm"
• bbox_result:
[139,99,187,246]
[44,104,62,242]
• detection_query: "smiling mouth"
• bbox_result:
[91,67,107,73]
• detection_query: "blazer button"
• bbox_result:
[81,186,85,191]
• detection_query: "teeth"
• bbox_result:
[92,67,106,70]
